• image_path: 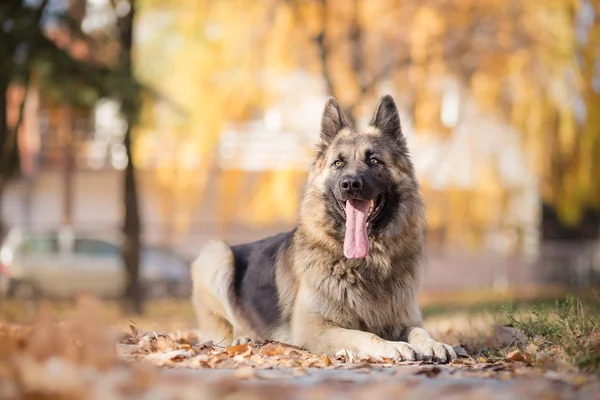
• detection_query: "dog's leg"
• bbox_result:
[193,298,233,346]
[403,326,457,363]
[292,288,422,361]
[317,327,422,361]
[294,313,422,361]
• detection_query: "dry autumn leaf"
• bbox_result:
[226,344,251,356]
[320,355,332,366]
[260,343,285,356]
[506,350,533,364]
[155,335,177,352]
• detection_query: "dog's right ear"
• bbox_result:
[369,95,403,141]
[320,97,349,144]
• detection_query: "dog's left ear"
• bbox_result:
[369,95,403,141]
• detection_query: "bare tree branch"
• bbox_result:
[313,0,336,100]
[0,0,49,191]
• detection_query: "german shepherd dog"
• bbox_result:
[192,95,457,362]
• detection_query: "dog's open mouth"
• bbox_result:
[337,194,386,259]
[336,194,386,224]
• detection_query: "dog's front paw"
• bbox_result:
[352,340,423,362]
[387,341,424,362]
[415,340,457,363]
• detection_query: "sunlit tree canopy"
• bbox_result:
[134,0,600,248]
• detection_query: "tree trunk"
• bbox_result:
[0,0,48,241]
[60,105,74,228]
[123,127,142,314]
[119,1,143,314]
[0,184,5,242]
[0,76,10,241]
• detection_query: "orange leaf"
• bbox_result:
[260,343,284,356]
[320,355,332,366]
[506,350,532,363]
[226,344,250,356]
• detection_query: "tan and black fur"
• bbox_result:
[191,95,457,362]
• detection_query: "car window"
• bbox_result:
[19,237,59,255]
[74,239,120,257]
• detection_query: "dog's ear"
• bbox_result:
[320,97,350,144]
[370,95,403,142]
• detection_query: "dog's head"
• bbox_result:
[305,95,421,259]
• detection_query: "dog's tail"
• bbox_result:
[191,240,234,302]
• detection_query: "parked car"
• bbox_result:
[0,227,191,299]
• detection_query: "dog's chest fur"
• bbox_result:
[298,245,419,341]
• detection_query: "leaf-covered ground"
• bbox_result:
[1,295,599,399]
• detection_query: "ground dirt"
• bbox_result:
[0,294,599,399]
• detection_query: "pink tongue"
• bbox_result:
[344,199,370,259]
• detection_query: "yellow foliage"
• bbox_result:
[132,0,600,244]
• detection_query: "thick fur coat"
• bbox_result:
[191,95,457,362]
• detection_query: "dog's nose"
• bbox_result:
[340,176,363,192]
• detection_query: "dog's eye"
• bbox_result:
[333,160,344,168]
[369,157,380,165]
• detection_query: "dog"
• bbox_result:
[191,95,457,363]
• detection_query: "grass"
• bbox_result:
[420,286,600,318]
[501,295,600,371]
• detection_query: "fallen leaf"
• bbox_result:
[263,340,303,351]
[284,347,306,356]
[128,324,138,338]
[145,349,190,362]
[208,353,230,368]
[506,350,532,363]
[281,358,298,368]
[450,358,474,366]
[320,355,332,366]
[226,344,250,356]
[249,354,265,365]
[137,336,153,352]
[155,335,176,352]
[260,343,284,356]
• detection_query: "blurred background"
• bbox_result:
[0,0,599,314]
